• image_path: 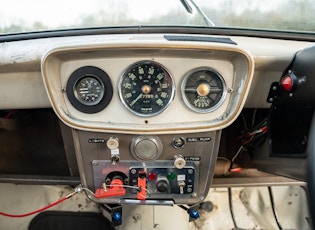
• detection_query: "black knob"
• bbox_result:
[156,179,169,193]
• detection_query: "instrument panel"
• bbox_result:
[42,39,254,134]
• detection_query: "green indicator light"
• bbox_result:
[168,172,176,180]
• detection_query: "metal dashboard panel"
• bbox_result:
[41,38,254,134]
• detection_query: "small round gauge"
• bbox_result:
[181,67,226,113]
[119,61,175,117]
[74,76,104,106]
[66,66,113,114]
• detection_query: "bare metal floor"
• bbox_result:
[0,183,310,230]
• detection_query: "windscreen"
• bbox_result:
[0,0,314,34]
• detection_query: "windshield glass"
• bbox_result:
[1,0,314,35]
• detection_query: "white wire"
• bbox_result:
[107,184,151,194]
[231,146,244,163]
[81,187,95,195]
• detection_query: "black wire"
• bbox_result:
[228,187,238,228]
[241,117,268,135]
[268,187,283,230]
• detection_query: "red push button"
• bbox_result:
[281,75,293,91]
[148,172,157,181]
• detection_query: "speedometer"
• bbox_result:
[119,61,175,117]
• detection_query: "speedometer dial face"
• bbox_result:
[119,61,175,117]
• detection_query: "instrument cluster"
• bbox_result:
[66,60,227,117]
[41,40,253,133]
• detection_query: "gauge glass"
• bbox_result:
[74,76,104,106]
[119,61,175,117]
[181,68,226,113]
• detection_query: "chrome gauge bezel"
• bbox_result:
[118,61,175,117]
[66,66,113,114]
[181,67,227,113]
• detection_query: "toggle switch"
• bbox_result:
[178,181,186,194]
[107,137,120,165]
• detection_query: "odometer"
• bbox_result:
[119,61,175,117]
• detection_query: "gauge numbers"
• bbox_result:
[74,76,104,106]
[119,61,175,117]
[181,68,226,113]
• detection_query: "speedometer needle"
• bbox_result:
[130,93,142,106]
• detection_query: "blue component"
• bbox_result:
[188,209,200,219]
[112,212,122,222]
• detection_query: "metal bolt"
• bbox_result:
[269,98,274,102]
[105,178,111,184]
[131,168,137,175]
[188,169,194,174]
[289,93,293,97]
[153,224,160,228]
[272,86,277,91]
[92,160,98,166]
[191,193,197,198]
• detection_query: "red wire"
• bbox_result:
[0,197,67,218]
[4,110,16,119]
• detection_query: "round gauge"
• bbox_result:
[181,68,226,113]
[74,76,104,106]
[119,61,175,117]
[66,66,113,114]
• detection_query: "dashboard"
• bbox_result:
[0,32,312,206]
